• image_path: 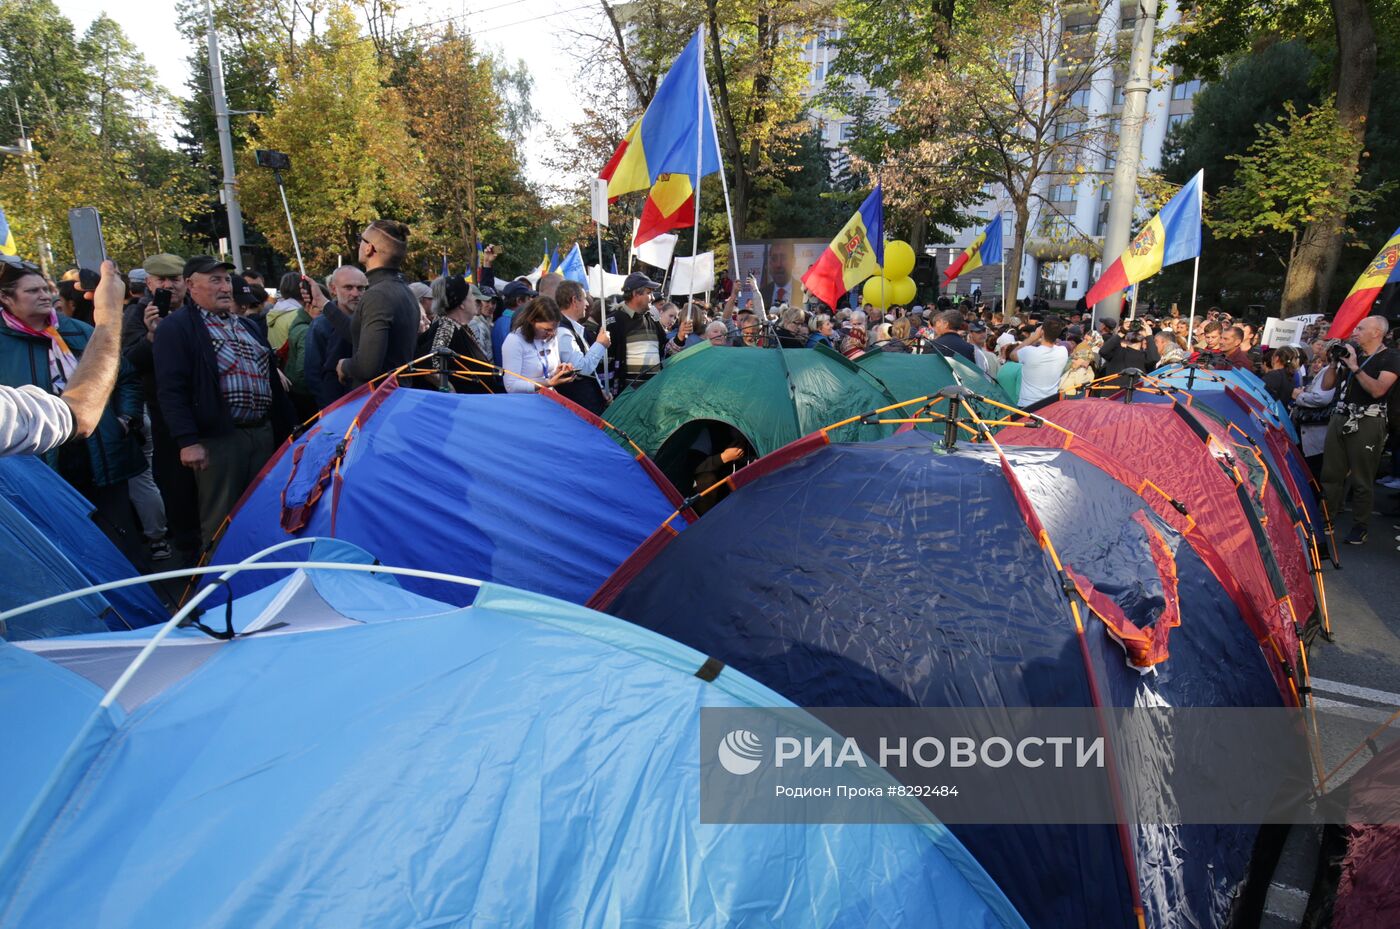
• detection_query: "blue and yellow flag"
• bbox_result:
[598,30,721,199]
[0,203,16,256]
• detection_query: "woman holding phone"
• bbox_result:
[500,296,605,393]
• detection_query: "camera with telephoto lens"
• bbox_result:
[153,287,173,317]
[1328,342,1349,364]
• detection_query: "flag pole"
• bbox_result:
[703,58,748,320]
[690,25,704,304]
[1129,284,1140,321]
[999,211,1006,314]
[1185,254,1200,350]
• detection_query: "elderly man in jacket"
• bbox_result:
[153,256,293,549]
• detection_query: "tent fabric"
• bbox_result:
[1128,394,1319,631]
[1150,363,1299,442]
[1312,740,1400,929]
[1172,386,1333,563]
[0,562,1028,929]
[211,380,688,606]
[602,342,899,465]
[596,435,1287,929]
[855,349,1012,426]
[0,456,165,640]
[1000,398,1309,703]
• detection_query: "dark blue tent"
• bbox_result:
[212,380,690,605]
[0,551,1026,929]
[595,434,1290,929]
[0,456,164,640]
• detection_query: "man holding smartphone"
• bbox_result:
[121,253,193,556]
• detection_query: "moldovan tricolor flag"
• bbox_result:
[801,185,884,310]
[943,217,1002,284]
[1084,170,1203,306]
[634,173,696,246]
[598,30,720,199]
[1326,225,1400,338]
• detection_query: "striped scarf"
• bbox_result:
[3,309,79,392]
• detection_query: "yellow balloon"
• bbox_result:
[862,276,891,309]
[883,240,916,280]
[891,276,917,306]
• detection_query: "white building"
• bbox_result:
[803,2,1200,304]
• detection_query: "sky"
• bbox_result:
[54,0,605,190]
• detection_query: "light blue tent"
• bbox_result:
[0,546,1026,929]
[0,456,165,640]
[1149,363,1299,442]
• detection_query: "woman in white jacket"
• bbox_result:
[501,296,607,394]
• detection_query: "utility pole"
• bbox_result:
[4,96,53,278]
[1095,0,1159,321]
[205,0,246,272]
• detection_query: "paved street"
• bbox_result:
[1262,487,1400,927]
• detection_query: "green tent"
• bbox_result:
[603,343,899,492]
[855,350,1012,430]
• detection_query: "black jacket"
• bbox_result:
[1100,334,1158,375]
[932,332,977,364]
[304,302,353,409]
[152,301,293,448]
[344,267,419,386]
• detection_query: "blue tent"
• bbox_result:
[1149,363,1298,442]
[0,550,1026,929]
[595,435,1292,929]
[212,381,690,605]
[0,456,165,640]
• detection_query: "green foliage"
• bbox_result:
[0,1,205,268]
[236,4,421,272]
[1213,100,1381,246]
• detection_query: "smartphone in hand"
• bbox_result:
[68,207,107,292]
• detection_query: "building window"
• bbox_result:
[813,58,827,82]
[1069,88,1091,109]
[1049,183,1075,202]
[1171,78,1201,100]
[1114,84,1126,106]
[1100,184,1112,202]
[1055,120,1083,140]
[1168,112,1189,130]
[839,122,856,141]
[1065,21,1095,36]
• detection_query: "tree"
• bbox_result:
[1211,101,1383,305]
[0,0,89,140]
[1170,0,1381,315]
[0,6,205,267]
[1154,40,1322,307]
[875,0,1120,293]
[236,2,421,272]
[401,26,544,278]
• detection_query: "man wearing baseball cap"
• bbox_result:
[153,255,292,548]
[606,271,686,391]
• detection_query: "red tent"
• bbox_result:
[999,396,1310,705]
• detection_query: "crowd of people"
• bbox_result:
[1,217,1397,570]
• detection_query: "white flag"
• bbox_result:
[590,178,610,226]
[670,252,715,297]
[633,233,678,271]
[588,265,628,298]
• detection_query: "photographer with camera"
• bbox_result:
[1319,316,1400,545]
